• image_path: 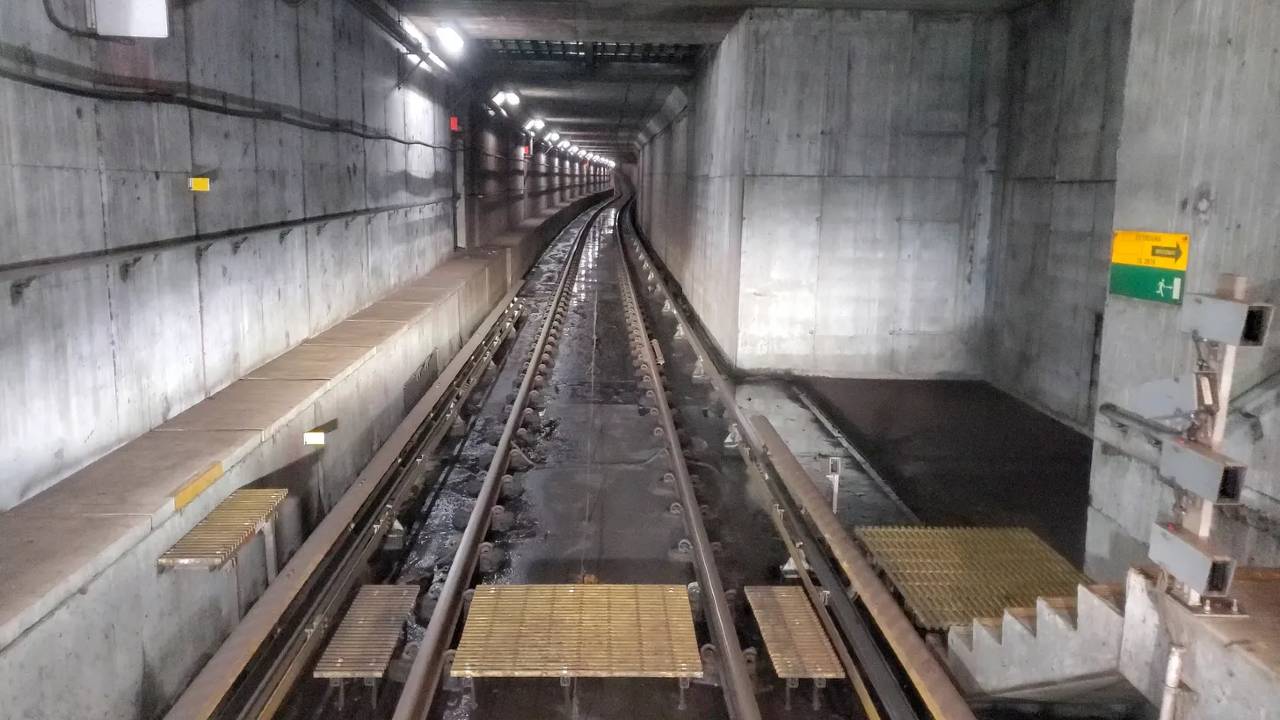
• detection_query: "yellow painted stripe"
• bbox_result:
[1112,230,1189,271]
[174,462,224,510]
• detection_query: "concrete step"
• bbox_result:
[946,583,1126,696]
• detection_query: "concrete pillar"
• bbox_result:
[1086,0,1280,579]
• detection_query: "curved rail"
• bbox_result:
[391,198,612,720]
[618,200,977,720]
[166,292,525,720]
[616,218,762,720]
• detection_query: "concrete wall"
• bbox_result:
[637,21,748,362]
[465,121,583,246]
[1086,0,1280,579]
[986,0,1133,428]
[637,9,1006,376]
[0,0,582,511]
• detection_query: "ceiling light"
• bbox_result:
[491,91,507,106]
[435,26,465,55]
[523,119,537,131]
[531,119,545,131]
[557,140,570,150]
[401,19,428,48]
[505,92,520,107]
[545,131,560,142]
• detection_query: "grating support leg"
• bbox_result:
[261,521,278,582]
[678,676,691,711]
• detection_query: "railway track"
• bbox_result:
[165,184,976,720]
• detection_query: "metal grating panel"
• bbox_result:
[744,586,844,679]
[157,488,287,569]
[451,584,703,678]
[314,585,420,679]
[855,527,1087,631]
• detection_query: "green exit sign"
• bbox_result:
[1109,230,1189,305]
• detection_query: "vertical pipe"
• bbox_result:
[1158,645,1185,720]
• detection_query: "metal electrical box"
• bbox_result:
[1149,521,1236,596]
[1179,294,1274,346]
[1159,438,1246,503]
[90,0,169,38]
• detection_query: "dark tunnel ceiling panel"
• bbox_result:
[484,40,700,65]
[404,0,1039,44]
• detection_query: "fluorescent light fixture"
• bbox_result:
[401,18,429,47]
[491,91,507,106]
[435,26,465,55]
[505,92,520,107]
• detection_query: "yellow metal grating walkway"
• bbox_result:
[451,584,703,678]
[744,586,844,679]
[855,526,1087,631]
[314,585,419,679]
[157,488,288,569]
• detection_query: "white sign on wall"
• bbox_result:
[91,0,169,38]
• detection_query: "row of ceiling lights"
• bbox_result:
[398,17,617,170]
[491,93,615,168]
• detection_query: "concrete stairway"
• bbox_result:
[947,583,1126,694]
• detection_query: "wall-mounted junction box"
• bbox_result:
[1159,438,1246,504]
[89,0,169,38]
[1179,294,1274,346]
[1149,521,1236,596]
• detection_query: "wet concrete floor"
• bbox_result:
[799,378,1092,567]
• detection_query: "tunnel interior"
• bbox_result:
[4,1,1280,720]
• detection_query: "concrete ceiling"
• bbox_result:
[402,0,1036,43]
[404,0,1037,160]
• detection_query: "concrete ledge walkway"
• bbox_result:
[0,191,606,719]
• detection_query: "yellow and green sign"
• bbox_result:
[1109,230,1189,305]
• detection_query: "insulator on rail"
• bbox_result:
[691,358,707,382]
[521,407,542,430]
[528,390,547,410]
[448,416,467,438]
[490,505,514,533]
[507,447,534,471]
[476,543,505,574]
[500,474,524,500]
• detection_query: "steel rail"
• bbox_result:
[614,213,762,720]
[166,291,524,720]
[391,198,612,720]
[615,203,917,720]
[752,418,977,720]
[618,201,975,720]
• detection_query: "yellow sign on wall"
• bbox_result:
[1111,230,1189,271]
[188,177,211,192]
[1110,230,1190,305]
